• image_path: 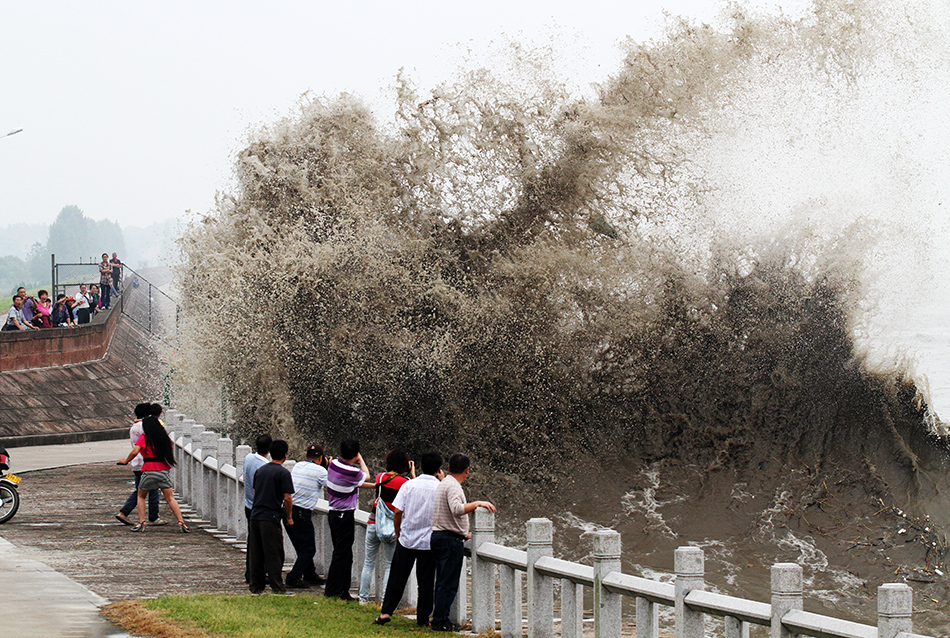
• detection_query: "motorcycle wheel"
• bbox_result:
[0,483,19,524]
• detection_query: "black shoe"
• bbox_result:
[373,616,391,626]
[339,592,356,602]
[286,579,310,589]
[305,575,326,586]
[432,624,460,632]
[417,620,430,627]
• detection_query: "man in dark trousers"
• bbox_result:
[324,438,373,599]
[430,453,496,631]
[372,452,444,627]
[248,439,294,595]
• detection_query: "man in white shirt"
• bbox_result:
[242,434,272,584]
[73,284,92,325]
[373,452,444,627]
[285,444,329,588]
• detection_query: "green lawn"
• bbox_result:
[109,593,463,638]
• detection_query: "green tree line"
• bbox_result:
[1,205,126,294]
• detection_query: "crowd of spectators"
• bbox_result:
[2,252,125,331]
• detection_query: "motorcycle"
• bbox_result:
[0,445,21,524]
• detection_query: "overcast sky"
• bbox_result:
[0,0,806,230]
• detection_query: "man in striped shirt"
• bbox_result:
[324,438,374,599]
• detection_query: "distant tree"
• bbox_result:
[38,205,128,266]
[0,255,31,294]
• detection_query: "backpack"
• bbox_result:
[374,473,398,543]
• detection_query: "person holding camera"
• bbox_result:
[285,444,329,589]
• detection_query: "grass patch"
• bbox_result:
[103,593,445,638]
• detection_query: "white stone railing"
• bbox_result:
[163,409,933,638]
[468,513,934,638]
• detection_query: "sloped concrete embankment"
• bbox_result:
[0,284,160,447]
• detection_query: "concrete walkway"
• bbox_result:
[0,536,125,638]
[0,440,141,638]
[7,439,130,473]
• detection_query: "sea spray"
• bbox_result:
[173,0,950,628]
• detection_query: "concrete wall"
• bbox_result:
[0,294,123,372]
[0,289,156,445]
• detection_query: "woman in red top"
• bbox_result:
[359,449,414,603]
[118,416,190,533]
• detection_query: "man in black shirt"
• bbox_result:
[248,439,295,594]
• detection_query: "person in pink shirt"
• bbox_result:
[117,416,190,533]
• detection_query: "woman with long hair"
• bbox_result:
[32,290,51,328]
[359,449,414,604]
[118,416,190,532]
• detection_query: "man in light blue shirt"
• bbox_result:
[285,444,329,588]
[242,434,271,584]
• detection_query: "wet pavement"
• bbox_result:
[0,441,247,637]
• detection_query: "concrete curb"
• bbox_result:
[1,427,128,449]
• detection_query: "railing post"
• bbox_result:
[179,419,195,501]
[593,530,621,638]
[164,413,178,486]
[216,437,233,533]
[770,563,802,638]
[526,518,554,638]
[190,424,206,508]
[499,564,522,638]
[200,431,217,525]
[472,508,496,633]
[675,546,705,638]
[562,579,583,638]
[878,583,912,638]
[637,596,659,638]
[235,444,251,541]
[724,616,749,638]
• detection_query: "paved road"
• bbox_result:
[0,439,245,637]
[7,439,130,473]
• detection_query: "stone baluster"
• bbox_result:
[200,430,217,525]
[527,518,553,638]
[179,419,195,501]
[878,583,913,638]
[234,444,251,541]
[770,563,802,638]
[499,564,522,638]
[594,530,621,638]
[216,437,233,534]
[471,509,496,633]
[562,580,584,638]
[190,424,206,508]
[724,615,749,638]
[449,553,467,627]
[675,547,705,638]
